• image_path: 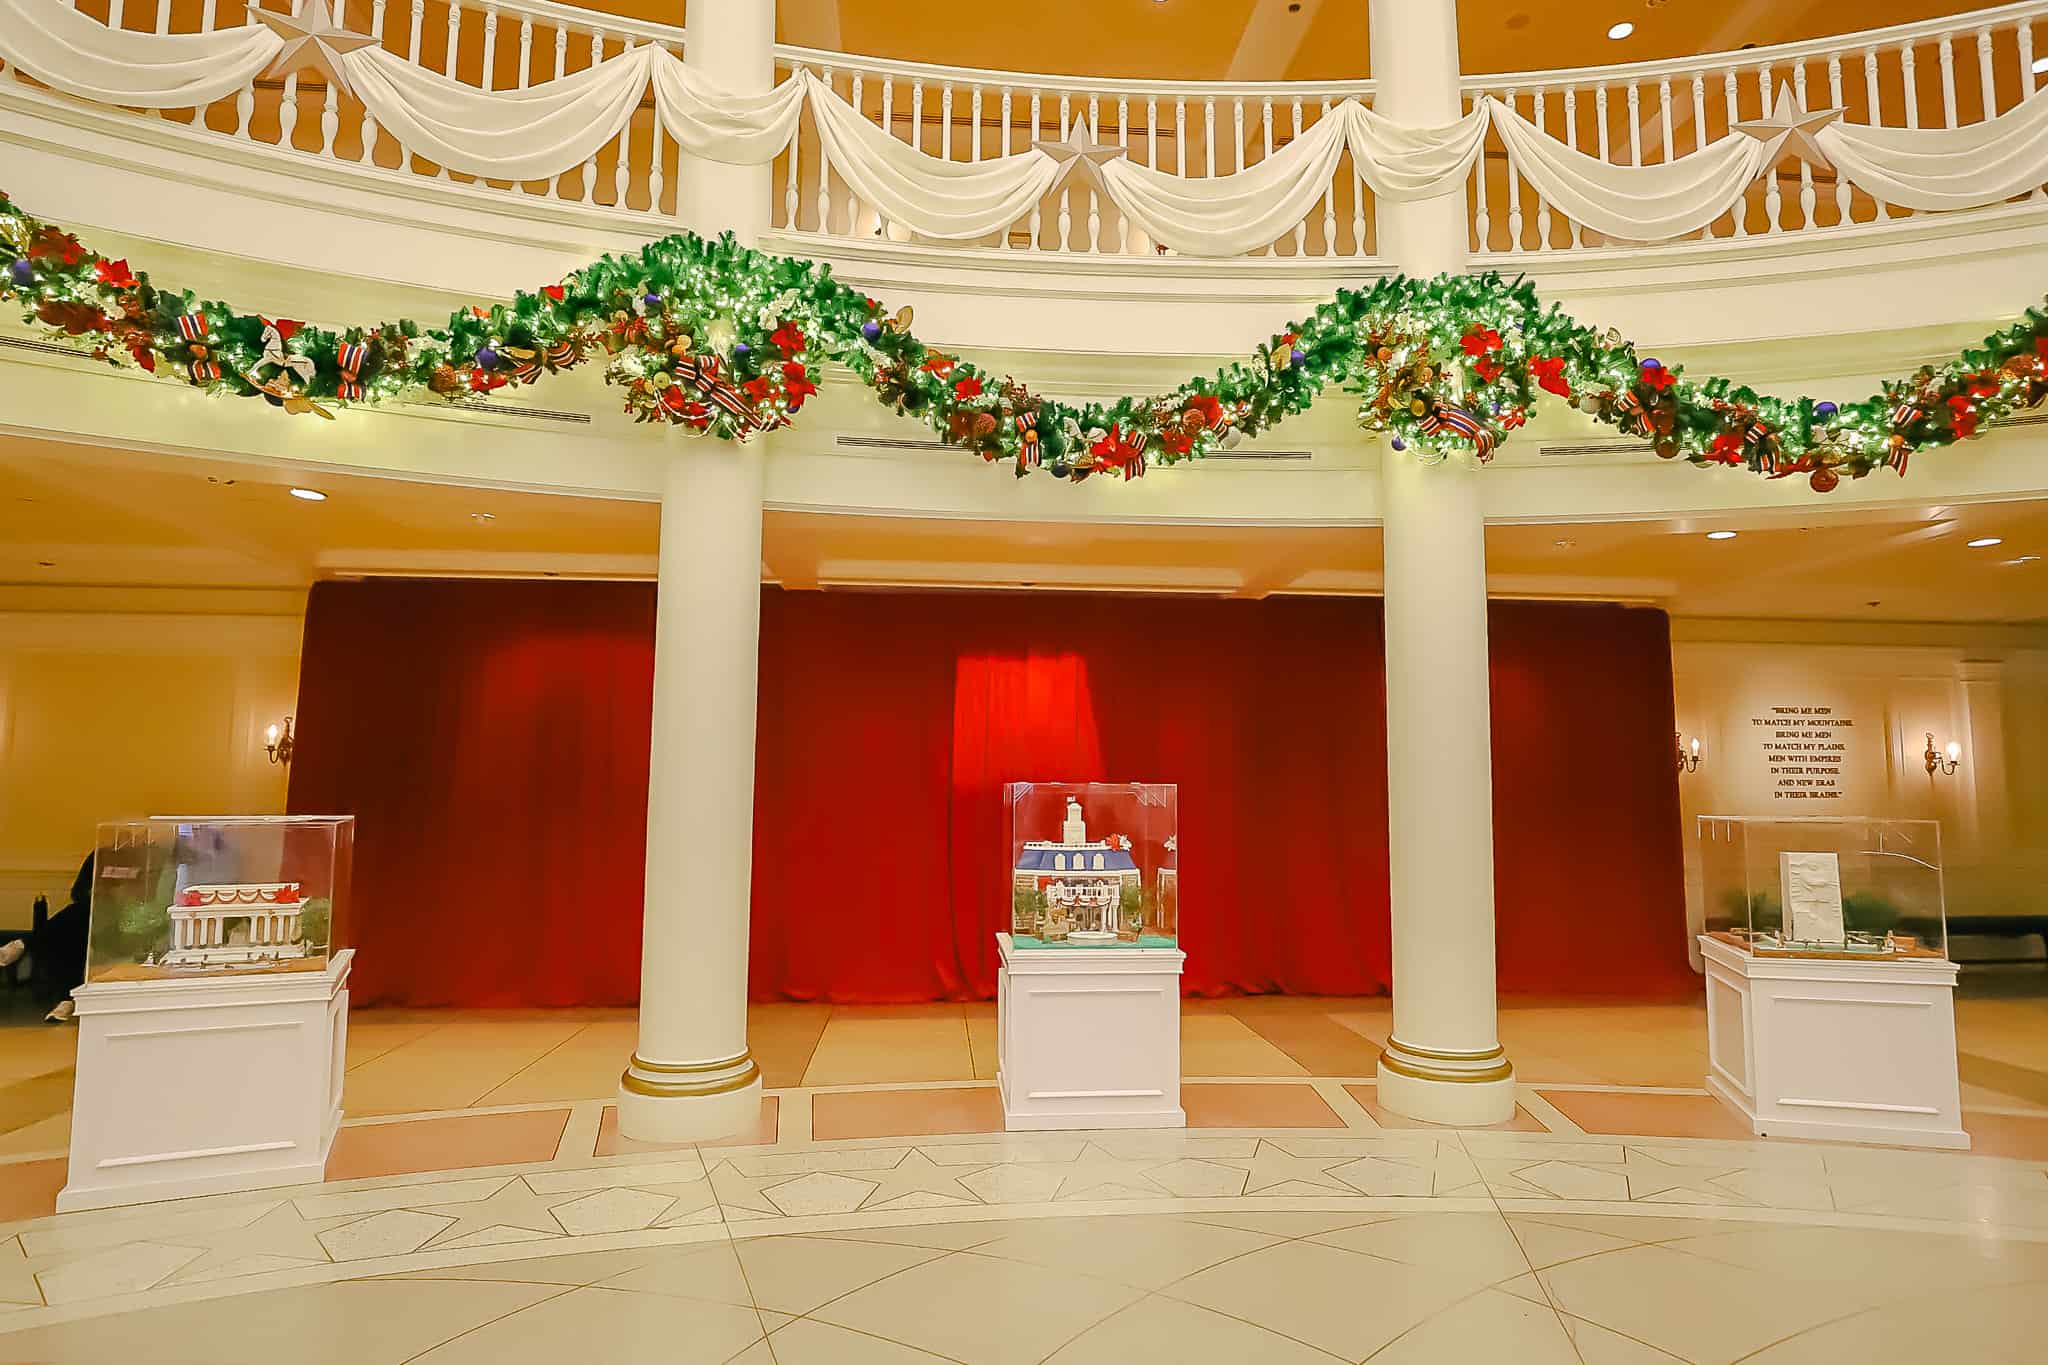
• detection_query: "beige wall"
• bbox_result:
[0,587,304,911]
[1672,619,2048,967]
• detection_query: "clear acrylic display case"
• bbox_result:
[86,815,354,982]
[1005,782,1177,949]
[1696,815,1947,960]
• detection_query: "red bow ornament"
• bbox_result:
[1090,424,1148,480]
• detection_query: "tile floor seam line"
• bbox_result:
[755,1233,969,1329]
[723,1207,789,1361]
[1139,1211,1404,1304]
[1462,1129,1592,1364]
[1147,1283,1356,1365]
[1025,1281,1152,1365]
[1355,1274,1561,1365]
[1495,1212,1603,1363]
[1719,1292,1906,1365]
[780,1302,975,1365]
[462,1022,592,1111]
[1546,1302,1690,1363]
[392,1279,584,1365]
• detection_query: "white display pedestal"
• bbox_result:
[60,950,353,1212]
[995,932,1185,1131]
[1700,935,1969,1150]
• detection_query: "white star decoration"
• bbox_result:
[1034,118,1127,191]
[1734,84,1844,170]
[254,1,380,94]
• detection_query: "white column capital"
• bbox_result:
[676,0,777,242]
[1367,0,1468,280]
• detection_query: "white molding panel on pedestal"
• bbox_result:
[1700,935,1968,1150]
[995,933,1185,1131]
[60,950,353,1212]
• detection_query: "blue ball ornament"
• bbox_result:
[861,320,882,342]
[475,346,499,370]
[1390,437,1406,451]
[7,260,30,286]
[734,341,749,357]
[1290,348,1306,366]
[1814,400,1838,419]
[643,292,662,308]
[1640,357,1661,371]
[1049,461,1071,478]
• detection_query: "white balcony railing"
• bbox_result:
[1462,0,2048,253]
[770,51,1378,258]
[6,1,2048,262]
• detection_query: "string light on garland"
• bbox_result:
[2,188,2045,493]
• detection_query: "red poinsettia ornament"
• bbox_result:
[1947,393,1979,439]
[1460,327,1502,357]
[771,321,806,356]
[781,361,817,407]
[93,258,137,289]
[1183,393,1224,429]
[1530,355,1569,397]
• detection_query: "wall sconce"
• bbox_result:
[1924,732,1960,776]
[1676,732,1701,774]
[264,717,296,766]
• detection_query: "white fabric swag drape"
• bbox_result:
[1096,103,1489,256]
[1816,89,2048,210]
[10,2,2048,254]
[802,72,1063,240]
[338,46,807,184]
[0,0,282,108]
[342,45,660,185]
[1481,97,1772,243]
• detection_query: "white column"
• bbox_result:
[675,0,776,243]
[616,443,769,1142]
[615,0,777,1145]
[1370,0,1516,1124]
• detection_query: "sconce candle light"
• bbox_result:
[265,716,295,766]
[1924,732,1960,776]
[1676,732,1701,774]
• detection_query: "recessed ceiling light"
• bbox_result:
[2014,554,2041,563]
[1607,21,1635,40]
[2034,55,2048,74]
[471,511,496,523]
[1967,536,2003,548]
[1553,537,1576,549]
[1706,530,1738,541]
[288,487,327,502]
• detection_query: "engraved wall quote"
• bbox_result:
[1752,704,1856,802]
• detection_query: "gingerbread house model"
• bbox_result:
[1013,797,1141,941]
[160,883,310,967]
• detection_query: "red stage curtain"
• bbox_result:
[1487,600,1694,996]
[291,582,1692,1006]
[289,580,656,1006]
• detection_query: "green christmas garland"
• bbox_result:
[3,187,2044,491]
